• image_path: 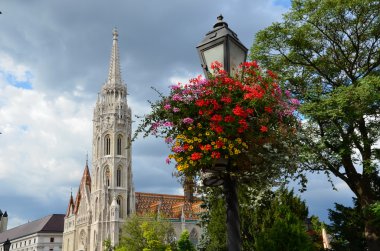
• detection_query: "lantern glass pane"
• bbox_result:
[229,41,246,74]
[203,43,224,73]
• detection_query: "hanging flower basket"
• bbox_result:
[134,61,300,178]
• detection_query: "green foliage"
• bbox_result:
[116,214,177,251]
[203,186,317,250]
[204,186,227,251]
[251,0,380,248]
[177,230,195,251]
[327,198,366,251]
[103,239,112,251]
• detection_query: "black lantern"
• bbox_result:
[196,15,248,77]
[3,239,11,251]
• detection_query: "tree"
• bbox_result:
[115,214,177,251]
[328,198,366,251]
[252,187,315,251]
[251,0,380,249]
[177,230,196,251]
[202,186,317,250]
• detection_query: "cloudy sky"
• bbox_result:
[0,0,354,229]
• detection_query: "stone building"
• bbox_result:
[62,29,200,251]
[0,214,64,251]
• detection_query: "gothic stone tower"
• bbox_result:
[91,27,135,250]
[63,28,135,251]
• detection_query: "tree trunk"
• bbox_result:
[365,217,380,251]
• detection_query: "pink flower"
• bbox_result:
[183,117,194,124]
[290,98,300,105]
[166,157,171,164]
[172,146,184,153]
[163,121,173,127]
[172,94,183,101]
[173,107,180,113]
[165,137,173,144]
[285,90,291,97]
[164,104,171,110]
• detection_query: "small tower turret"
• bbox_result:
[110,195,119,247]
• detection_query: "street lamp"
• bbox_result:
[196,15,248,77]
[197,16,248,251]
[3,239,11,251]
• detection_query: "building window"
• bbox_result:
[50,237,54,243]
[117,196,123,218]
[104,135,111,155]
[105,168,110,187]
[117,135,122,155]
[117,168,121,187]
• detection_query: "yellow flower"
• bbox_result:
[189,145,194,150]
[177,165,184,171]
[234,149,240,154]
[235,138,242,144]
[206,132,210,136]
[222,146,227,149]
[229,144,234,149]
[188,127,193,130]
[197,123,202,128]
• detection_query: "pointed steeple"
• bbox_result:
[80,160,91,188]
[66,192,75,217]
[104,28,125,88]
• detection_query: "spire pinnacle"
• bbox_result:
[106,27,124,88]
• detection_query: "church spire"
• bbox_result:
[106,27,124,88]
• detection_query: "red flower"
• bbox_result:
[243,85,265,100]
[211,114,223,122]
[210,123,224,134]
[201,144,212,151]
[216,140,224,148]
[260,125,268,133]
[211,151,221,159]
[190,152,202,161]
[196,99,206,107]
[233,105,246,117]
[224,115,235,123]
[264,106,273,113]
[221,96,232,103]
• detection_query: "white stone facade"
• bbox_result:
[0,233,63,251]
[62,28,135,251]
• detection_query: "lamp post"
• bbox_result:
[196,15,248,78]
[3,239,11,251]
[197,15,248,251]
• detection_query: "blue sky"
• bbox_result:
[0,0,354,229]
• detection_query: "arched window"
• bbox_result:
[117,135,122,155]
[117,168,121,187]
[117,196,123,218]
[105,167,110,187]
[104,135,111,155]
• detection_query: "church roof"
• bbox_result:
[66,161,91,216]
[0,214,64,244]
[135,192,202,220]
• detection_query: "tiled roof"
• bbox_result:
[66,162,91,216]
[0,214,65,243]
[135,192,202,220]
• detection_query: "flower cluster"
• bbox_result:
[136,61,299,175]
